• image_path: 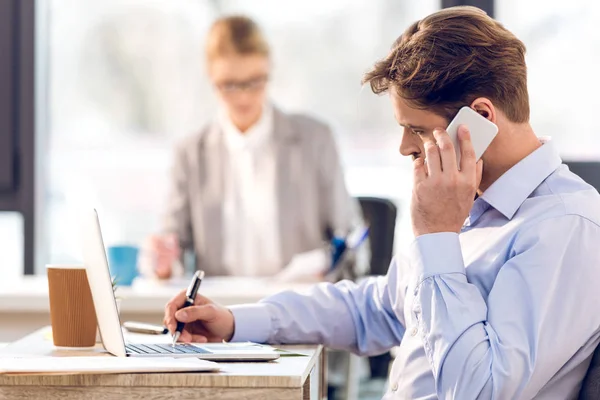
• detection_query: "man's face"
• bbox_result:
[390,91,449,161]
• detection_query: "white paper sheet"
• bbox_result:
[272,248,328,282]
[0,356,220,374]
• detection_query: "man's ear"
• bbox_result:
[470,98,497,124]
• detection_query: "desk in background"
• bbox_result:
[0,327,326,400]
[0,276,314,342]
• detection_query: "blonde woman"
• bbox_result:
[142,16,366,281]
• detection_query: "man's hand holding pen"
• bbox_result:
[164,273,236,344]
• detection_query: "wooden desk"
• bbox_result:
[0,328,326,400]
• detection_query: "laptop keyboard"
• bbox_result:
[125,343,211,355]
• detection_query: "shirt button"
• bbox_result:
[410,327,418,336]
[391,382,399,392]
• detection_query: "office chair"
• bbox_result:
[358,197,398,277]
[579,343,600,399]
[358,197,398,378]
[564,161,600,192]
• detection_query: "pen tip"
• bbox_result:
[172,332,180,347]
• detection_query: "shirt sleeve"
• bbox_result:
[230,257,408,356]
[409,215,600,399]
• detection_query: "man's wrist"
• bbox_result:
[409,232,465,286]
[229,303,273,343]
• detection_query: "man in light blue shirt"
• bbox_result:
[164,7,600,399]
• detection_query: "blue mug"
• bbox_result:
[107,245,139,286]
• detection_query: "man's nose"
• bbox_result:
[399,130,419,157]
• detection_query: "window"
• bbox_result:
[0,212,24,281]
[497,0,600,159]
[39,0,439,271]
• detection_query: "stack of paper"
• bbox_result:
[0,356,220,375]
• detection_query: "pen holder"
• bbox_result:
[47,265,98,348]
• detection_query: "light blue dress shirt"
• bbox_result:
[230,141,600,399]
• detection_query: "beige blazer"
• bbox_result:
[161,107,367,278]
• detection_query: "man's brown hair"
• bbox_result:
[363,6,529,123]
[206,15,270,61]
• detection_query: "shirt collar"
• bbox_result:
[219,103,274,151]
[464,196,491,227]
[480,138,562,220]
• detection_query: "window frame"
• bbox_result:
[0,0,36,275]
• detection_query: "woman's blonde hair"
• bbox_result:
[205,15,270,61]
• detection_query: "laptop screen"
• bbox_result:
[81,209,128,357]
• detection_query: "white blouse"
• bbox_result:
[219,104,282,277]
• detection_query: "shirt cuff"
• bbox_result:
[410,232,465,287]
[229,303,273,343]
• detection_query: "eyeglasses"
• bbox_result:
[215,75,269,94]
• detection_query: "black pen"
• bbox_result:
[172,270,205,346]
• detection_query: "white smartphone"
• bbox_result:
[446,106,498,166]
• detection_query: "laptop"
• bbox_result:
[81,208,280,361]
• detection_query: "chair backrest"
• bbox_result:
[562,161,600,399]
[579,344,600,399]
[357,197,398,276]
[564,161,600,192]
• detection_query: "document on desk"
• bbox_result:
[273,248,329,283]
[0,356,221,375]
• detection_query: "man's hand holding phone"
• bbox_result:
[411,125,483,237]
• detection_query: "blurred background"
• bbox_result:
[2,0,600,276]
[2,1,600,399]
[0,0,600,274]
[38,0,432,270]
